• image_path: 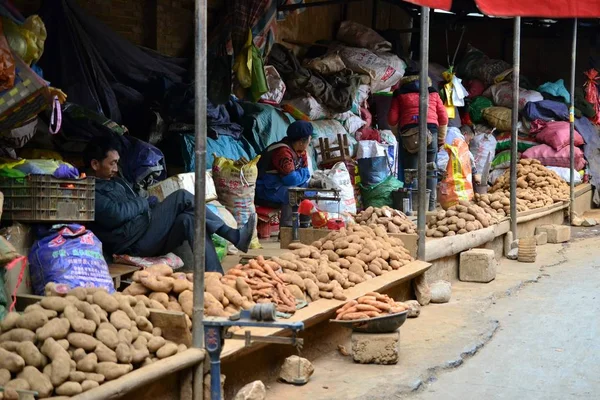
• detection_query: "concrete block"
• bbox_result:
[582,218,597,227]
[535,225,571,243]
[535,232,548,246]
[352,330,400,365]
[459,249,497,283]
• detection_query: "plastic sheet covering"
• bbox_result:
[38,0,185,126]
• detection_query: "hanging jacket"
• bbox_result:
[91,177,150,254]
[388,79,448,129]
[256,139,310,204]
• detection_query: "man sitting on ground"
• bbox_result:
[83,137,255,273]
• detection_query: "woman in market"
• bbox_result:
[388,70,448,211]
[255,120,312,227]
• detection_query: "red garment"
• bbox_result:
[271,146,308,175]
[387,92,448,129]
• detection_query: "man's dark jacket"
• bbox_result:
[92,177,149,254]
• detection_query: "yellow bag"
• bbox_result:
[212,155,261,249]
[233,30,253,89]
[482,107,512,132]
[438,142,473,209]
[2,16,47,65]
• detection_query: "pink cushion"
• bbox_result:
[535,121,584,151]
[522,144,586,170]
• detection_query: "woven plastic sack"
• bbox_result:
[485,82,543,111]
[495,132,537,152]
[313,162,357,215]
[260,66,286,105]
[522,144,586,171]
[336,21,392,52]
[482,107,512,132]
[535,121,585,151]
[305,53,346,76]
[338,46,403,92]
[469,96,493,123]
[360,175,403,208]
[584,69,600,125]
[491,150,520,170]
[283,96,329,121]
[438,141,473,209]
[469,132,497,176]
[28,225,115,296]
[212,155,261,249]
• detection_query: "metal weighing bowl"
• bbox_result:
[330,310,409,333]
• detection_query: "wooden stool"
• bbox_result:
[318,134,352,167]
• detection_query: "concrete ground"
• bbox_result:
[265,228,600,400]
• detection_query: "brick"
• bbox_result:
[351,330,400,365]
[535,232,548,246]
[459,248,497,283]
[535,225,571,243]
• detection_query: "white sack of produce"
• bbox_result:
[283,95,329,120]
[304,52,346,75]
[337,46,404,92]
[260,66,286,104]
[470,131,497,175]
[334,111,366,135]
[484,81,543,110]
[545,167,583,185]
[310,120,357,164]
[147,172,217,202]
[212,155,261,249]
[312,162,357,215]
[336,20,392,52]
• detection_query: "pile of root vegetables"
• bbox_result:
[335,293,410,320]
[354,206,416,234]
[484,159,570,215]
[426,200,502,238]
[0,285,185,399]
[273,224,414,301]
[119,226,415,318]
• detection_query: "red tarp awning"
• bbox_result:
[403,0,600,17]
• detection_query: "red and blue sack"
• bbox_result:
[29,224,114,295]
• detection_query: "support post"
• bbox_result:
[193,0,207,398]
[509,17,520,240]
[417,6,430,261]
[569,19,578,223]
[372,0,378,29]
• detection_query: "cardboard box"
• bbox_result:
[279,226,418,258]
[148,172,218,202]
[1,222,34,295]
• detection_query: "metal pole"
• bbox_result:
[509,17,520,240]
[569,19,578,223]
[192,0,207,398]
[417,6,429,261]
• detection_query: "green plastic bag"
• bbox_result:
[360,176,403,208]
[469,96,493,124]
[212,235,227,262]
[250,44,268,102]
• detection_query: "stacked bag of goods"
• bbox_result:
[0,283,185,398]
[480,159,570,215]
[453,47,591,188]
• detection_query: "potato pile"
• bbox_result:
[487,159,570,215]
[0,286,185,399]
[271,224,414,303]
[354,206,416,234]
[335,293,410,320]
[122,264,194,322]
[426,200,501,237]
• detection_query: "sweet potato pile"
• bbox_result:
[273,224,414,303]
[0,284,185,399]
[354,206,416,234]
[335,293,410,320]
[426,200,501,238]
[486,159,570,215]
